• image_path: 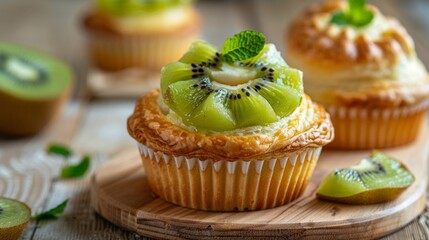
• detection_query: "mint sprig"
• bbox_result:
[221,30,266,63]
[61,155,91,178]
[330,0,374,27]
[47,143,72,158]
[33,200,68,221]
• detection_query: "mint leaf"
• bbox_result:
[61,155,91,178]
[221,30,265,63]
[47,143,72,158]
[33,200,68,221]
[330,0,374,27]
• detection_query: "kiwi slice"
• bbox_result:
[0,42,72,136]
[0,197,31,240]
[317,151,415,204]
[162,43,303,132]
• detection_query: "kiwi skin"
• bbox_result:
[316,188,408,205]
[0,198,31,240]
[0,84,71,137]
[316,152,415,205]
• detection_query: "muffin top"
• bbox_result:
[128,31,333,160]
[85,0,199,34]
[287,0,429,107]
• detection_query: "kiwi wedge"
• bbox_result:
[0,42,72,136]
[317,151,415,204]
[161,41,303,132]
[0,197,31,240]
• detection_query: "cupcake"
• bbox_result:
[83,0,201,71]
[286,0,429,149]
[128,31,333,211]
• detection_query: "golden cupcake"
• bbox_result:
[128,31,333,211]
[83,0,201,71]
[286,0,429,149]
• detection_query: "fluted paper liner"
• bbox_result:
[327,100,429,149]
[85,30,199,71]
[138,144,322,211]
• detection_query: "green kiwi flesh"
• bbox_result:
[0,42,71,136]
[0,197,31,240]
[161,42,303,132]
[316,151,415,204]
[0,43,71,99]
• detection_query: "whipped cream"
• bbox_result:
[100,5,194,34]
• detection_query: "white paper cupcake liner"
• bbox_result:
[138,144,322,211]
[326,99,429,149]
[85,30,199,71]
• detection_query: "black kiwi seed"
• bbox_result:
[198,68,204,73]
[261,66,267,71]
[192,84,199,88]
[241,88,246,93]
[191,63,197,68]
[237,94,241,99]
[247,86,251,90]
[229,94,233,99]
[192,74,199,78]
[255,85,261,90]
[234,95,237,100]
[192,69,198,72]
[245,92,250,97]
[206,89,214,95]
[269,68,275,72]
[216,52,221,57]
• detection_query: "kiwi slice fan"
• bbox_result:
[161,30,303,132]
[317,151,415,204]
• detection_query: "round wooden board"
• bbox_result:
[91,125,429,240]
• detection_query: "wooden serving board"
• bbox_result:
[91,125,429,240]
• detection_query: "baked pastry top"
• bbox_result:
[127,90,333,161]
[287,0,429,107]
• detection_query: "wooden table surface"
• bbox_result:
[1,0,429,239]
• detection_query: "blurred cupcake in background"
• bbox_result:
[83,0,201,72]
[286,0,429,149]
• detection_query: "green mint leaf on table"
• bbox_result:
[330,0,374,27]
[47,143,72,158]
[61,155,91,178]
[221,30,266,63]
[33,199,68,221]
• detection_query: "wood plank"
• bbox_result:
[91,123,428,239]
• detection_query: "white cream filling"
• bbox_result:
[303,56,428,102]
[105,5,193,33]
[314,10,391,41]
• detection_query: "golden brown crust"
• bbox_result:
[82,6,201,37]
[324,79,429,108]
[286,0,414,69]
[127,90,334,161]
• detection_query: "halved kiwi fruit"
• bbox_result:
[0,197,31,240]
[0,42,72,137]
[317,151,415,204]
[161,41,303,132]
